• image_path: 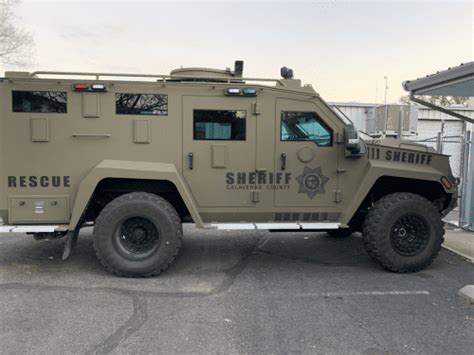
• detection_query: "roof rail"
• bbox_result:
[29,71,286,86]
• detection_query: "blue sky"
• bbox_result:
[8,1,473,103]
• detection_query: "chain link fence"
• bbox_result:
[408,125,471,227]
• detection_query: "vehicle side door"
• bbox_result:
[182,95,257,208]
[274,98,339,208]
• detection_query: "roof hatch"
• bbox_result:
[169,60,244,83]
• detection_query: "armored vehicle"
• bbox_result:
[0,61,457,276]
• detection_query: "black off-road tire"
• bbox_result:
[327,228,354,238]
[362,192,444,273]
[93,192,182,277]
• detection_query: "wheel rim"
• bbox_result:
[115,217,160,255]
[390,213,430,256]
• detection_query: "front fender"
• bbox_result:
[341,159,450,224]
[68,160,202,230]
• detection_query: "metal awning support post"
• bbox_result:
[460,131,473,230]
[409,94,474,124]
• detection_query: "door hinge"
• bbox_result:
[251,190,260,203]
[334,190,342,203]
[252,103,262,115]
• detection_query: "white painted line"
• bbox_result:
[297,290,431,297]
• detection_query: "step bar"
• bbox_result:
[0,225,59,233]
[0,222,342,234]
[207,222,341,230]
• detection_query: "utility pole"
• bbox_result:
[384,76,389,134]
[384,76,389,106]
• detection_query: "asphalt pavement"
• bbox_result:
[0,225,473,354]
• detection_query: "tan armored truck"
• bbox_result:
[0,61,458,276]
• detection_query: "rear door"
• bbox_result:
[182,95,257,207]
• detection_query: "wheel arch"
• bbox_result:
[68,160,202,230]
[344,174,453,230]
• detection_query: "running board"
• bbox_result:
[0,225,59,233]
[207,222,341,231]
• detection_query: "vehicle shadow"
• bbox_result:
[0,225,450,295]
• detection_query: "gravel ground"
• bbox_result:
[0,225,473,354]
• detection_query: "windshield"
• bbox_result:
[330,104,375,141]
[357,130,373,141]
[331,104,354,126]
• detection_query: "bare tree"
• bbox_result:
[0,0,33,67]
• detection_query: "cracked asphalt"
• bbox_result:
[0,224,473,354]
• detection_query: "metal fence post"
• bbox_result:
[436,132,442,153]
[398,107,403,139]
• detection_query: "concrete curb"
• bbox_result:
[442,245,474,263]
[442,229,474,263]
[458,285,474,304]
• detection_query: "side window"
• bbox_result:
[281,111,333,146]
[116,93,168,115]
[193,109,246,141]
[12,91,67,113]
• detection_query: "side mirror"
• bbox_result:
[345,124,360,154]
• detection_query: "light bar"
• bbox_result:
[91,84,107,91]
[226,88,241,95]
[73,83,89,91]
[225,87,257,97]
[242,88,257,96]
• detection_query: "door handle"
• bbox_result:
[281,153,287,170]
[72,133,111,138]
[188,152,194,170]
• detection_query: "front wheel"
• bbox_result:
[362,192,444,273]
[93,192,182,277]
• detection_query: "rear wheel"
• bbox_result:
[362,192,444,272]
[93,192,182,277]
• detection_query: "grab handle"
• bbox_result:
[72,133,110,138]
[188,152,194,170]
[281,153,287,170]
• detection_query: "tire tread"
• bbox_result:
[362,192,444,273]
[93,192,182,277]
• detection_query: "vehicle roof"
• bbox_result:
[1,70,319,97]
